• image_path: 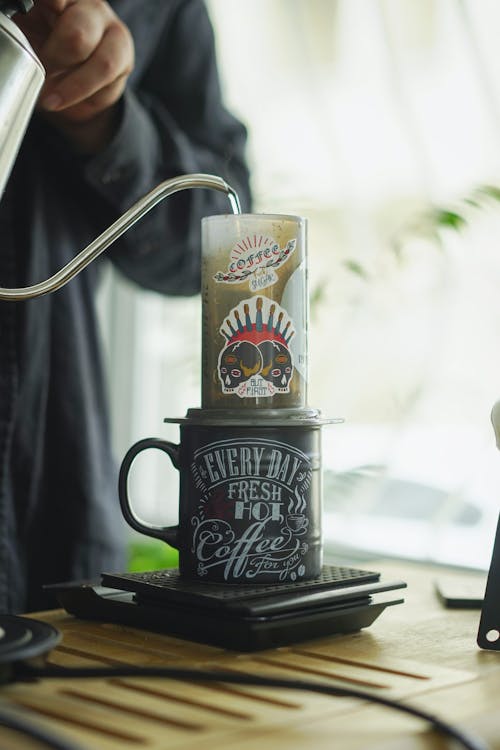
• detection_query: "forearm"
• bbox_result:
[41,105,121,155]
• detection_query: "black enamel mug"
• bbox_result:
[118,409,332,585]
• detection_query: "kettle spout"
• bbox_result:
[0,173,241,300]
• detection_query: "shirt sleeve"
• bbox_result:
[43,0,252,296]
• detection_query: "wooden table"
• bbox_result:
[1,560,498,750]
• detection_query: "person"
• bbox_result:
[0,0,251,613]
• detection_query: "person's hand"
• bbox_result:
[15,0,135,153]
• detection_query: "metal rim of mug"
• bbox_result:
[163,408,343,428]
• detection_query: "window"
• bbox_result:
[100,0,500,570]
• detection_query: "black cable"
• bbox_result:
[13,663,490,750]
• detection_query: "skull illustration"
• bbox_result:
[218,341,262,392]
[258,340,293,391]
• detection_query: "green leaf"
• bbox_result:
[342,259,369,279]
[432,209,467,231]
[463,197,481,208]
[478,184,500,202]
[310,280,328,310]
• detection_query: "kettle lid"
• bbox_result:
[0,1,43,69]
[0,2,34,18]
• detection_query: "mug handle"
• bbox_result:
[118,437,180,549]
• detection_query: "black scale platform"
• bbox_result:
[50,565,407,651]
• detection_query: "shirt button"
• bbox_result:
[101,165,132,184]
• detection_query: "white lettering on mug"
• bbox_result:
[189,438,313,582]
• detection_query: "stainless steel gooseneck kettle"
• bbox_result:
[0,1,44,198]
[0,1,240,302]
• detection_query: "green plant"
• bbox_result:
[127,539,179,572]
[393,183,500,257]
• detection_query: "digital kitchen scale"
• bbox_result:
[49,564,406,651]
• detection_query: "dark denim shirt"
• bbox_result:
[0,0,251,613]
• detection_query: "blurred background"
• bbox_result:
[98,0,500,571]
